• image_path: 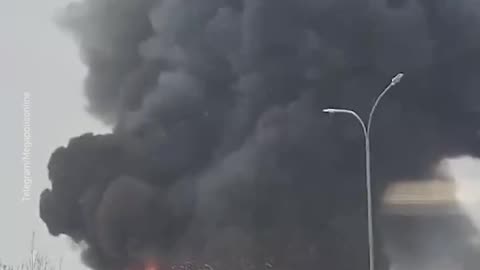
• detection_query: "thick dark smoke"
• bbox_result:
[41,0,480,269]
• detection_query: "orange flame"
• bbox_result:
[144,258,162,270]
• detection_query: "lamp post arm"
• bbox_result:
[367,82,393,135]
[350,111,368,140]
[367,73,404,134]
[324,109,368,139]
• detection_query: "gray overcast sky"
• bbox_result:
[0,1,108,269]
[0,1,478,270]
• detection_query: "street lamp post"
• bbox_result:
[323,73,404,270]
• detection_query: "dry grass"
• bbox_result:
[0,233,61,270]
[0,253,58,270]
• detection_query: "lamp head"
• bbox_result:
[391,73,404,85]
[323,108,337,113]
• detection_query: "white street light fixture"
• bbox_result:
[323,72,404,270]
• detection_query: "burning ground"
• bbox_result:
[40,0,480,269]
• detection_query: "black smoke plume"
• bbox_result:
[41,0,480,269]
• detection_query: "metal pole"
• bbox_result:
[365,134,374,270]
[323,73,404,270]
